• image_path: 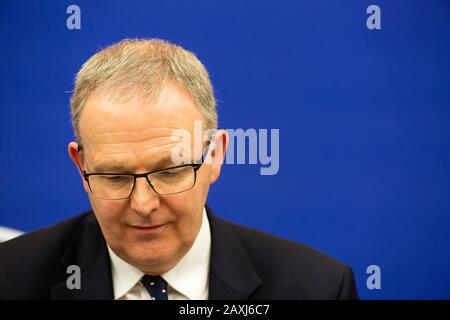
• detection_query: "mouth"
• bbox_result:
[129,223,168,235]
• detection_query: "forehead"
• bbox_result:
[79,81,204,171]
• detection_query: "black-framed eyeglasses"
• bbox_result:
[80,142,212,200]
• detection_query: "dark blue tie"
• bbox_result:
[140,275,168,300]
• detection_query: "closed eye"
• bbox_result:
[104,176,130,182]
[160,169,184,175]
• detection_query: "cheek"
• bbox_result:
[164,191,204,235]
[89,195,127,232]
[165,193,196,224]
[168,180,207,213]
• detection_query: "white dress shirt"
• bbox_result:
[107,207,211,300]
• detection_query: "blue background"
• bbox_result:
[1,0,449,299]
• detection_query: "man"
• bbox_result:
[0,39,358,300]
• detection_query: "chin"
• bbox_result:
[125,244,179,269]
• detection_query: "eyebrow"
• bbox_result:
[93,154,175,173]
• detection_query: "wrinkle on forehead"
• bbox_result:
[88,127,183,149]
[89,140,183,173]
[83,130,186,170]
[80,86,203,142]
[79,80,203,141]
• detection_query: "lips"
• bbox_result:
[129,223,167,234]
[132,224,165,229]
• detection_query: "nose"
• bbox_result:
[130,177,160,216]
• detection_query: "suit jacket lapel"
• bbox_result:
[206,204,262,299]
[50,213,114,300]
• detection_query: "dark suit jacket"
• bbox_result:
[0,204,358,299]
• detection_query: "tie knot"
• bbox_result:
[140,275,168,300]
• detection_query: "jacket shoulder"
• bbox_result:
[0,212,92,259]
[216,217,358,299]
[0,211,93,298]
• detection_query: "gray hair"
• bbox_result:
[70,38,218,144]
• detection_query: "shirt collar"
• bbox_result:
[161,207,211,299]
[108,207,211,300]
[108,245,145,300]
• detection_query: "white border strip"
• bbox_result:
[0,226,24,243]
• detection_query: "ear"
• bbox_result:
[68,141,89,193]
[209,129,228,184]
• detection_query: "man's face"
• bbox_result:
[68,80,225,275]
